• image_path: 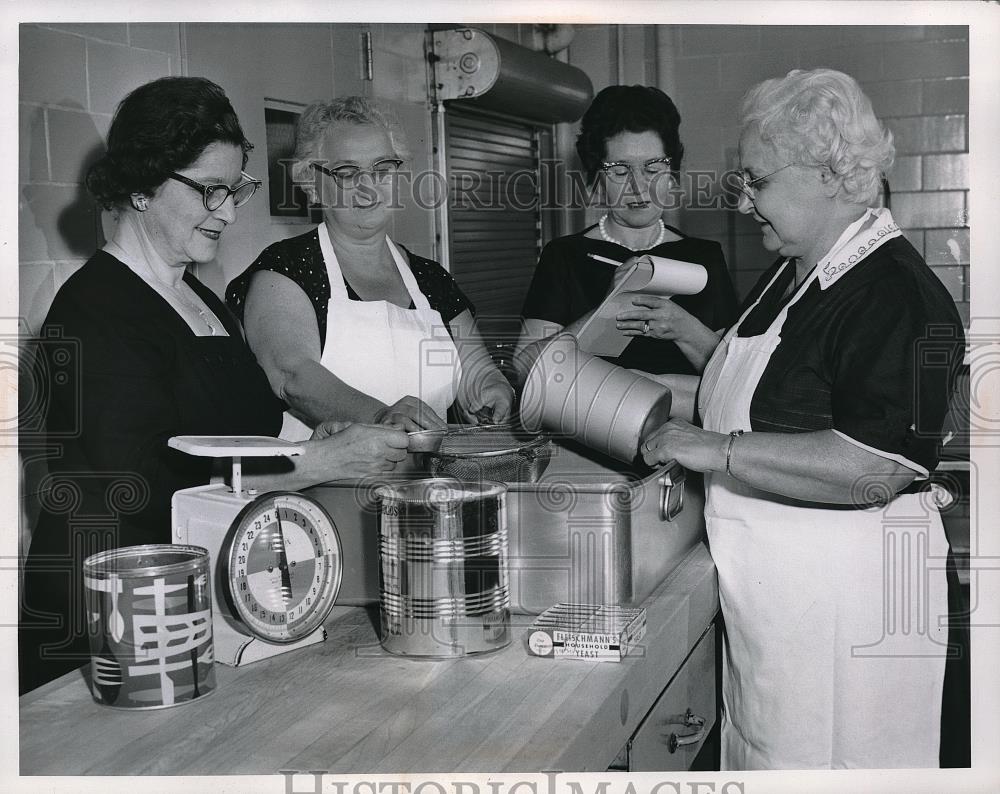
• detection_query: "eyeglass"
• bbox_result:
[600,157,673,183]
[311,159,404,188]
[735,163,796,201]
[169,171,262,211]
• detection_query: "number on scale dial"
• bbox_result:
[222,491,342,643]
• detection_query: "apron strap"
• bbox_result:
[723,258,794,343]
[318,221,349,300]
[318,221,432,311]
[386,238,432,310]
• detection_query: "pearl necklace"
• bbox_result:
[599,213,667,251]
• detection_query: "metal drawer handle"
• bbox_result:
[661,708,706,753]
[658,460,686,521]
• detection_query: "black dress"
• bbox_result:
[733,236,965,475]
[19,251,283,693]
[520,225,739,375]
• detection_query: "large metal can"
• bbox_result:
[375,479,511,657]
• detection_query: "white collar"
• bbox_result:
[816,207,901,290]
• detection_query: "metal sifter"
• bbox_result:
[413,424,554,484]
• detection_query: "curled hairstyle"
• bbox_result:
[739,68,894,205]
[575,85,684,183]
[291,96,410,199]
[86,76,252,210]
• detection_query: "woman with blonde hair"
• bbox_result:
[642,69,964,769]
[228,97,513,438]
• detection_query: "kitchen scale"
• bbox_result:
[169,435,343,666]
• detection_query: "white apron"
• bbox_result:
[281,223,461,440]
[699,209,949,769]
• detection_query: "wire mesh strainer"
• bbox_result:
[427,425,553,483]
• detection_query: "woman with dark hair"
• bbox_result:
[518,85,738,376]
[19,77,407,693]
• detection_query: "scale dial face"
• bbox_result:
[222,491,342,643]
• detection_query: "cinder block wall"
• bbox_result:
[19,23,184,335]
[663,25,969,325]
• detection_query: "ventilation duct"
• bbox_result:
[431,28,594,124]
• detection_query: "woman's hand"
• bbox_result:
[310,420,351,440]
[616,294,723,373]
[449,309,515,425]
[310,422,409,477]
[640,417,729,473]
[617,295,699,340]
[372,396,447,432]
[459,373,515,425]
[606,256,642,296]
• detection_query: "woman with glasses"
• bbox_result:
[641,69,964,769]
[19,77,409,693]
[227,96,513,439]
[517,85,738,377]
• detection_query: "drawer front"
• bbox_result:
[625,623,717,772]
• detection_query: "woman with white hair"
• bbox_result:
[227,97,513,439]
[641,69,964,769]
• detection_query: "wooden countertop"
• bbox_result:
[19,544,718,776]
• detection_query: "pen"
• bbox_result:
[586,252,624,266]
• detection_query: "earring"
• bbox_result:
[130,194,149,212]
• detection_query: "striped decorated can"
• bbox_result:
[82,544,215,709]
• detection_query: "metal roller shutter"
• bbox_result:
[444,105,544,328]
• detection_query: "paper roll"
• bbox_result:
[640,255,708,295]
[574,255,709,357]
